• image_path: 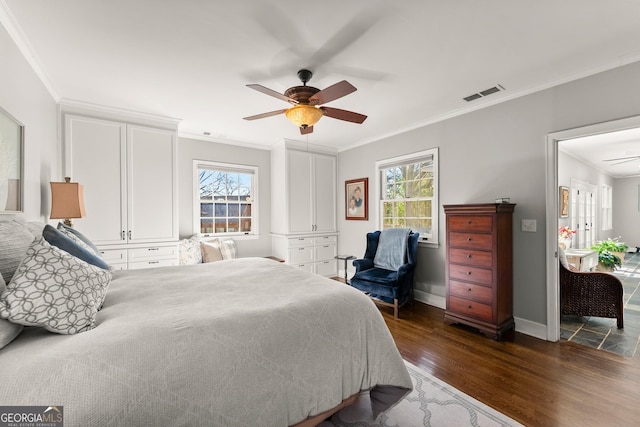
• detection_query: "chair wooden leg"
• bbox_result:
[393,299,399,318]
[617,315,624,329]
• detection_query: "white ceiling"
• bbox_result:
[3,0,640,158]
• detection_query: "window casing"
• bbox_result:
[376,148,439,245]
[193,160,258,237]
[601,184,612,231]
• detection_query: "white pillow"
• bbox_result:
[200,239,223,263]
[219,239,238,260]
[0,281,22,349]
[0,236,112,335]
[179,234,202,265]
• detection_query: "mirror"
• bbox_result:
[0,106,23,213]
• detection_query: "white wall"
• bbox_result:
[613,177,640,248]
[177,137,272,257]
[338,60,640,326]
[0,24,58,220]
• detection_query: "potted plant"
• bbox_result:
[591,237,629,271]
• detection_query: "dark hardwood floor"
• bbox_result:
[377,300,640,427]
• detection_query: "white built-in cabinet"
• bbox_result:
[271,141,338,276]
[64,114,178,269]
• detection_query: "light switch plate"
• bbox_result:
[521,219,537,232]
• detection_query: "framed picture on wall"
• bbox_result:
[559,186,569,218]
[345,178,368,220]
[0,106,24,213]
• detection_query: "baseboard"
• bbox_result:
[414,290,548,340]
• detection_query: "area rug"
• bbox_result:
[321,360,523,427]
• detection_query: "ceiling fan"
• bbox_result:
[603,155,640,166]
[243,69,367,135]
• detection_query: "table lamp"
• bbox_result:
[50,177,86,227]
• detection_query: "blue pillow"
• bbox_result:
[57,222,101,256]
[42,225,109,270]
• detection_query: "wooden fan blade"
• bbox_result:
[300,126,314,135]
[309,81,357,105]
[320,107,367,124]
[246,84,298,104]
[243,109,288,121]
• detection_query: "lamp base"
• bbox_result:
[64,219,73,227]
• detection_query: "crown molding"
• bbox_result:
[0,0,59,101]
[60,98,181,128]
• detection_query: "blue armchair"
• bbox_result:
[350,229,419,318]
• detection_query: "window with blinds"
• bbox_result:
[376,148,439,243]
[194,160,258,236]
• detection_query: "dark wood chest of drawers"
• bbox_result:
[443,203,515,340]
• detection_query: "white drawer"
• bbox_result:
[289,245,314,264]
[289,237,314,247]
[99,248,127,263]
[294,263,314,273]
[128,258,177,270]
[314,235,337,245]
[128,245,178,262]
[315,244,337,262]
[315,259,337,277]
[108,263,128,271]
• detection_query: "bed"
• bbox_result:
[0,222,412,426]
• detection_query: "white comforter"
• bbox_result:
[0,258,411,426]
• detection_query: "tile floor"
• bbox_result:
[560,252,640,358]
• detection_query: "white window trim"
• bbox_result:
[193,159,259,239]
[375,147,439,248]
[601,184,612,231]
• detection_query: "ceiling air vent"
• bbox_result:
[463,84,505,102]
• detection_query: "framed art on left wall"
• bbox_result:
[0,106,23,213]
[345,178,368,220]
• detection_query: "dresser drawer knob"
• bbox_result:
[467,271,472,275]
[467,254,472,258]
[467,237,472,241]
[468,288,472,292]
[468,305,472,309]
[467,220,472,224]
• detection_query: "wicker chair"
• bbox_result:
[559,262,624,329]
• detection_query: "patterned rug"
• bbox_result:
[321,360,523,427]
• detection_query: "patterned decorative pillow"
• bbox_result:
[200,239,223,263]
[179,234,202,265]
[219,239,238,260]
[43,225,109,270]
[0,236,112,335]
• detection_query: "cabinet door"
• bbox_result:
[287,150,314,233]
[313,154,336,233]
[127,125,177,242]
[66,115,126,245]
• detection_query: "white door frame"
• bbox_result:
[545,115,640,341]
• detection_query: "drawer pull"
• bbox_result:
[298,248,305,251]
[467,237,472,241]
[148,261,160,264]
[467,254,472,258]
[298,238,305,241]
[148,248,159,251]
[467,271,472,275]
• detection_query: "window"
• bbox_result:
[376,148,439,245]
[194,160,258,237]
[601,184,612,231]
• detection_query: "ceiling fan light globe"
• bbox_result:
[285,105,323,128]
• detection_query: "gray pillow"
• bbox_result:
[0,221,37,284]
[43,225,109,270]
[0,236,112,334]
[0,281,22,349]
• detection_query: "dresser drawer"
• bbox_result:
[449,280,492,304]
[128,258,177,270]
[99,248,127,263]
[449,248,492,268]
[289,237,314,247]
[448,295,492,322]
[449,232,492,250]
[449,264,493,286]
[315,259,337,277]
[128,245,178,262]
[314,235,337,245]
[448,215,493,233]
[289,245,314,264]
[315,244,336,261]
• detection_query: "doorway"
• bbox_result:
[545,115,640,343]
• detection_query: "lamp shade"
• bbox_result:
[285,104,323,128]
[50,177,86,226]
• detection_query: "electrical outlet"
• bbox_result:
[521,219,537,232]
